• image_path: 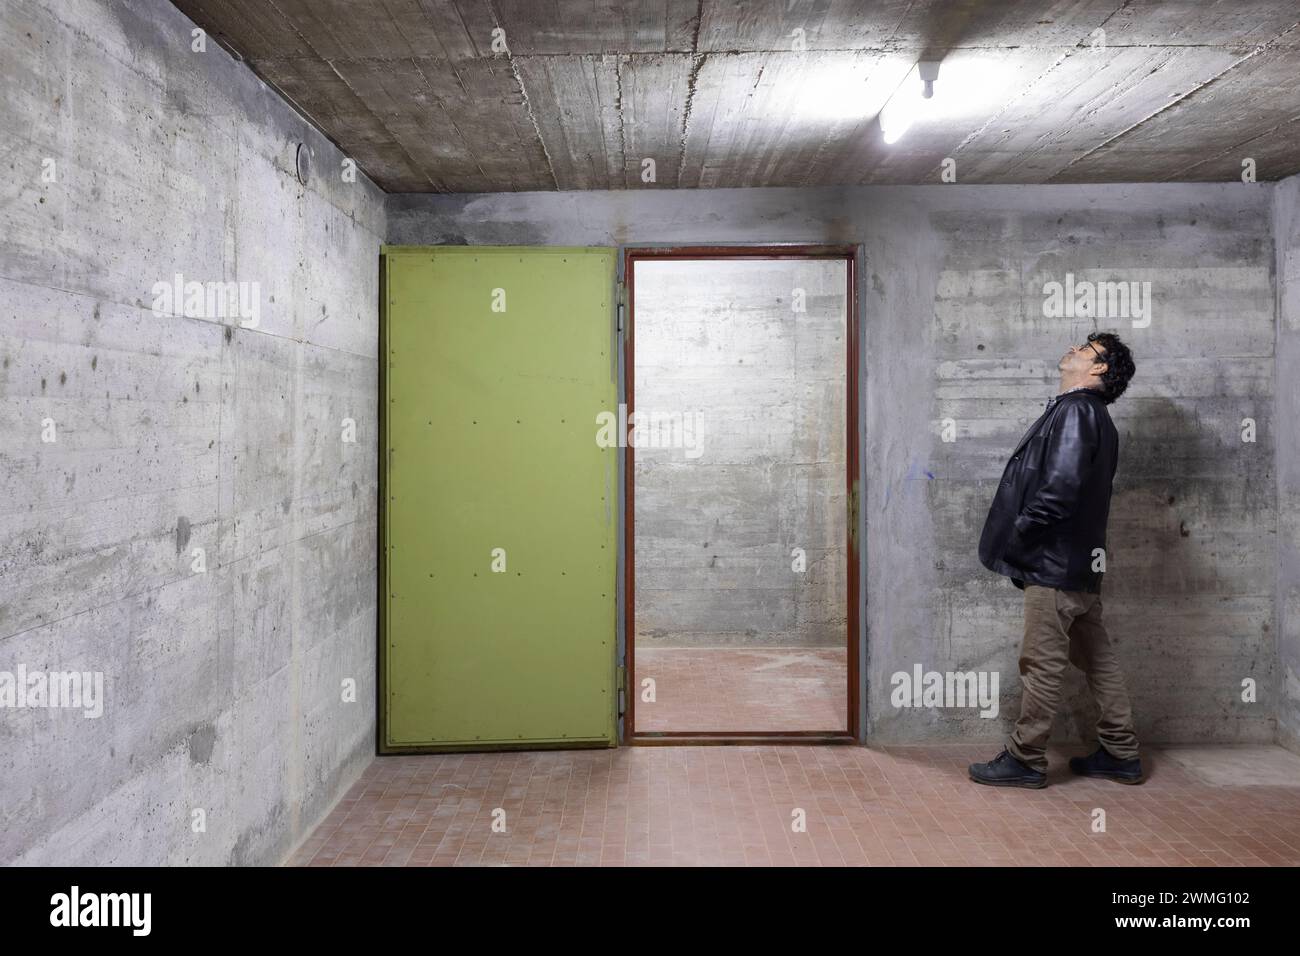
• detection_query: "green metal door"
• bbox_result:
[381,246,618,751]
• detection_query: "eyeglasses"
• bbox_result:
[1084,340,1105,362]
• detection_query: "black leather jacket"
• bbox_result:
[978,388,1118,592]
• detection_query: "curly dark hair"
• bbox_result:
[1086,331,1135,404]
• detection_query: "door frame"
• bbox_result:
[622,244,861,745]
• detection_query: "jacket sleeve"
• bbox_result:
[1012,400,1100,537]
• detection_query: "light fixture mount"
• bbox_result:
[918,61,941,99]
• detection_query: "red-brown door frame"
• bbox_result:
[623,245,860,745]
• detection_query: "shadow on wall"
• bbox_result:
[1050,394,1274,747]
[870,393,1273,749]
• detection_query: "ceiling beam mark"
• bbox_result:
[956,47,1242,185]
[408,57,487,190]
[485,0,559,189]
[1167,111,1300,181]
[672,0,705,188]
[613,57,630,189]
[409,0,483,60]
[1048,54,1259,179]
[1051,21,1300,179]
[948,48,1074,159]
[675,53,706,189]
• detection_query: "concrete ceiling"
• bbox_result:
[171,0,1300,192]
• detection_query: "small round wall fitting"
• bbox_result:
[295,142,310,185]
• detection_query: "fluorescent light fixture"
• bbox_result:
[879,61,941,145]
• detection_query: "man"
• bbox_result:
[969,332,1140,789]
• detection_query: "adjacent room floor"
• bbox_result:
[634,648,847,733]
[288,745,1300,867]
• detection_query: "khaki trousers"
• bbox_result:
[1006,585,1140,773]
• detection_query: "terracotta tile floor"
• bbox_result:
[633,647,847,732]
[288,744,1300,867]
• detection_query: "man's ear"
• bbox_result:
[1090,362,1108,380]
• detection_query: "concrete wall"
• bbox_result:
[391,183,1277,747]
[1275,173,1300,755]
[633,258,847,648]
[0,0,384,864]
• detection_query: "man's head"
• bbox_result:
[1057,331,1135,404]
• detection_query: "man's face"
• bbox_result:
[1059,338,1108,380]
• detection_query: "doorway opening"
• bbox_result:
[624,246,859,743]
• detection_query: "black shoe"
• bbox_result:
[1069,746,1144,784]
[968,748,1047,789]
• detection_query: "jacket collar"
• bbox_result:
[1046,385,1105,410]
[1011,387,1105,458]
